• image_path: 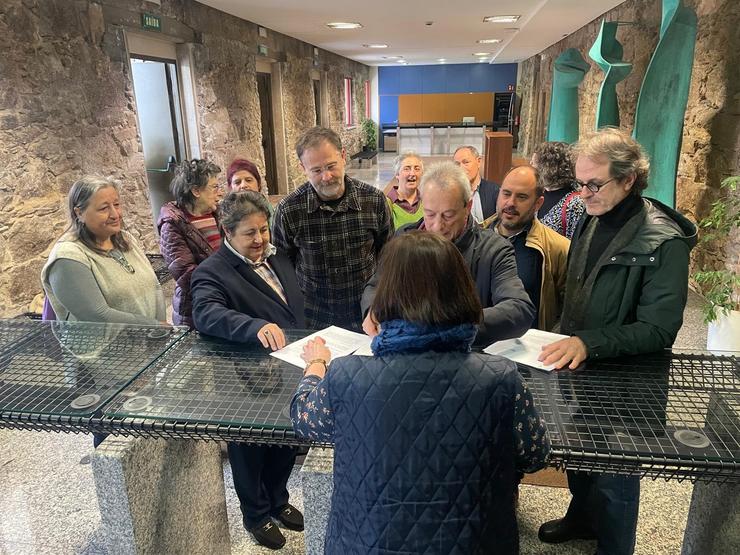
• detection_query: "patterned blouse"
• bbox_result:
[291,371,550,473]
[539,188,586,240]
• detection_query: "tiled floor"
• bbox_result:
[0,154,711,553]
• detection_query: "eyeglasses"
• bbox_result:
[574,177,617,193]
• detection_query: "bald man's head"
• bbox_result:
[495,165,545,236]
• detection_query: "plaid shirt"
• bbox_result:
[272,176,393,330]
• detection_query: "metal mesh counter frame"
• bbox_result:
[1,320,738,483]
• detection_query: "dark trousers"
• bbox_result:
[566,470,640,555]
[228,442,297,529]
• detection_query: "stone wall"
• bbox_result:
[518,0,740,277]
[0,0,370,317]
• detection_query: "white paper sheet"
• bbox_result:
[270,326,372,367]
[483,329,570,372]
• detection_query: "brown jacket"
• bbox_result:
[483,216,570,331]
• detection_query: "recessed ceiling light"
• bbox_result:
[437,58,446,62]
[326,22,362,29]
[363,44,388,48]
[473,52,492,57]
[397,59,408,64]
[483,15,521,23]
[477,39,502,44]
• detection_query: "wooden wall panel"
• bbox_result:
[421,94,446,122]
[445,93,494,123]
[398,92,494,124]
[398,94,423,123]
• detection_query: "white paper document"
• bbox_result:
[270,326,372,367]
[483,329,570,372]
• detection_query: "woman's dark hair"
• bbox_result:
[532,141,575,192]
[67,175,130,253]
[372,231,482,327]
[219,190,272,235]
[169,159,221,209]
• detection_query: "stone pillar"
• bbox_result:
[91,436,231,555]
[681,482,740,554]
[300,446,334,555]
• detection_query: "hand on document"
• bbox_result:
[484,329,581,372]
[537,335,588,370]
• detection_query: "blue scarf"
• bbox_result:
[371,319,477,356]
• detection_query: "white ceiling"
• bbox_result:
[197,0,625,66]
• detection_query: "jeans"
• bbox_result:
[566,470,640,555]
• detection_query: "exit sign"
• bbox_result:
[141,13,162,32]
[258,44,269,56]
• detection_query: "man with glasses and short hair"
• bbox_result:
[536,127,697,555]
[453,145,500,222]
[362,161,534,346]
[272,126,393,330]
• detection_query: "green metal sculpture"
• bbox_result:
[589,20,633,128]
[633,0,697,207]
[546,49,590,143]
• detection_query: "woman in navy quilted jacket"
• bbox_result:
[291,231,550,554]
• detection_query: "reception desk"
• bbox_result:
[396,122,490,156]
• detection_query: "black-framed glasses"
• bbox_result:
[574,177,617,193]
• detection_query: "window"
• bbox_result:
[344,77,354,126]
[364,80,371,119]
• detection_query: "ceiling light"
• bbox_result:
[473,52,491,57]
[397,59,408,64]
[437,58,446,62]
[363,44,388,48]
[326,22,362,29]
[483,15,521,23]
[477,39,502,44]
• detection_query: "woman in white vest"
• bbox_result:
[42,175,165,326]
[41,175,166,448]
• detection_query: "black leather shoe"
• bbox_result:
[272,503,304,531]
[538,517,596,543]
[250,518,286,550]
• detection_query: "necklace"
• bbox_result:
[108,249,135,274]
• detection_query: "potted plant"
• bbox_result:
[691,175,740,351]
[361,118,378,152]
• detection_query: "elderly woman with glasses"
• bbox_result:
[158,159,222,328]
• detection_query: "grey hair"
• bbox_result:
[67,174,130,253]
[573,127,650,194]
[169,159,222,210]
[295,126,343,160]
[419,161,472,205]
[393,151,424,176]
[453,145,480,159]
[219,190,272,235]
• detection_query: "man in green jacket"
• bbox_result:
[537,127,697,555]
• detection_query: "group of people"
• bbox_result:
[40,123,696,554]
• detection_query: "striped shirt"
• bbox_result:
[223,239,287,303]
[272,176,393,330]
[186,212,221,252]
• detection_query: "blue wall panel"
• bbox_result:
[421,65,447,93]
[445,64,471,93]
[379,95,399,124]
[488,63,518,92]
[378,66,401,95]
[399,66,424,94]
[379,63,518,96]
